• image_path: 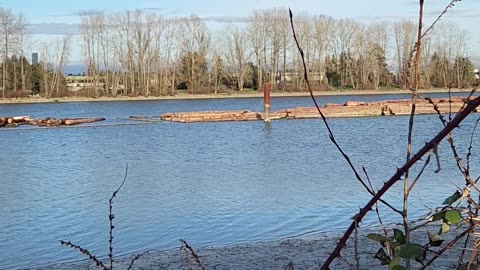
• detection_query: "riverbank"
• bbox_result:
[0,88,473,104]
[28,227,466,270]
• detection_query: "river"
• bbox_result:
[0,93,478,269]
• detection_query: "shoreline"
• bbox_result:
[27,227,466,270]
[0,88,473,105]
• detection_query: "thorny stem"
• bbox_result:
[126,251,148,270]
[288,9,365,187]
[421,227,471,269]
[407,153,431,194]
[466,116,480,174]
[289,8,402,217]
[60,240,109,270]
[364,167,392,254]
[180,239,206,270]
[422,95,480,193]
[354,220,359,270]
[402,1,424,268]
[289,0,472,268]
[108,164,129,270]
[318,96,480,270]
[419,0,462,42]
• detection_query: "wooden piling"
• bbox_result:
[264,82,271,123]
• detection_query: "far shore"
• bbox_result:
[0,88,474,105]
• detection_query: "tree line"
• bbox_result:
[0,8,71,98]
[0,7,477,98]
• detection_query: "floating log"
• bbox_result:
[64,117,106,126]
[0,116,106,128]
[0,117,6,128]
[158,96,476,123]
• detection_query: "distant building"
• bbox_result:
[65,75,107,92]
[32,53,38,65]
[475,69,479,80]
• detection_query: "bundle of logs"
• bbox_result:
[160,97,477,123]
[0,116,106,128]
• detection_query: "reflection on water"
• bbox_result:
[0,94,478,269]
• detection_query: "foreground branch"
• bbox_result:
[319,98,480,269]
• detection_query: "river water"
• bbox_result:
[0,93,478,269]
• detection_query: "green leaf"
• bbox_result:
[415,248,427,264]
[374,248,391,265]
[445,210,461,224]
[389,255,401,270]
[399,244,423,259]
[391,266,407,270]
[368,233,387,246]
[431,211,446,222]
[439,223,450,235]
[428,231,444,247]
[393,229,406,245]
[443,191,461,205]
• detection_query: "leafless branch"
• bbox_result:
[60,240,109,270]
[108,164,128,269]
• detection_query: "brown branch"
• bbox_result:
[108,164,128,270]
[319,97,480,270]
[289,1,472,268]
[421,227,471,269]
[403,2,424,268]
[419,0,462,41]
[406,0,461,91]
[364,167,390,242]
[180,239,205,270]
[126,250,148,270]
[289,9,364,187]
[288,8,404,216]
[60,240,109,270]
[284,261,294,270]
[466,116,480,173]
[407,153,431,194]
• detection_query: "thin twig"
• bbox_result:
[419,0,462,41]
[289,8,401,216]
[108,164,129,270]
[319,97,480,269]
[354,219,360,270]
[126,250,148,270]
[180,239,206,270]
[60,240,109,270]
[284,261,294,270]
[337,255,356,270]
[421,227,471,269]
[288,8,365,191]
[364,167,391,253]
[403,2,425,268]
[407,153,431,194]
[466,116,480,173]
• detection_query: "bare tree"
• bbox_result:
[44,35,71,97]
[431,22,468,88]
[210,32,224,94]
[247,10,267,91]
[177,15,210,93]
[16,12,28,94]
[312,15,334,90]
[0,8,19,97]
[223,25,250,91]
[393,20,416,88]
[328,18,362,88]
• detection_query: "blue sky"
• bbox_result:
[2,0,477,24]
[0,0,478,63]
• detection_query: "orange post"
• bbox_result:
[263,82,271,123]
